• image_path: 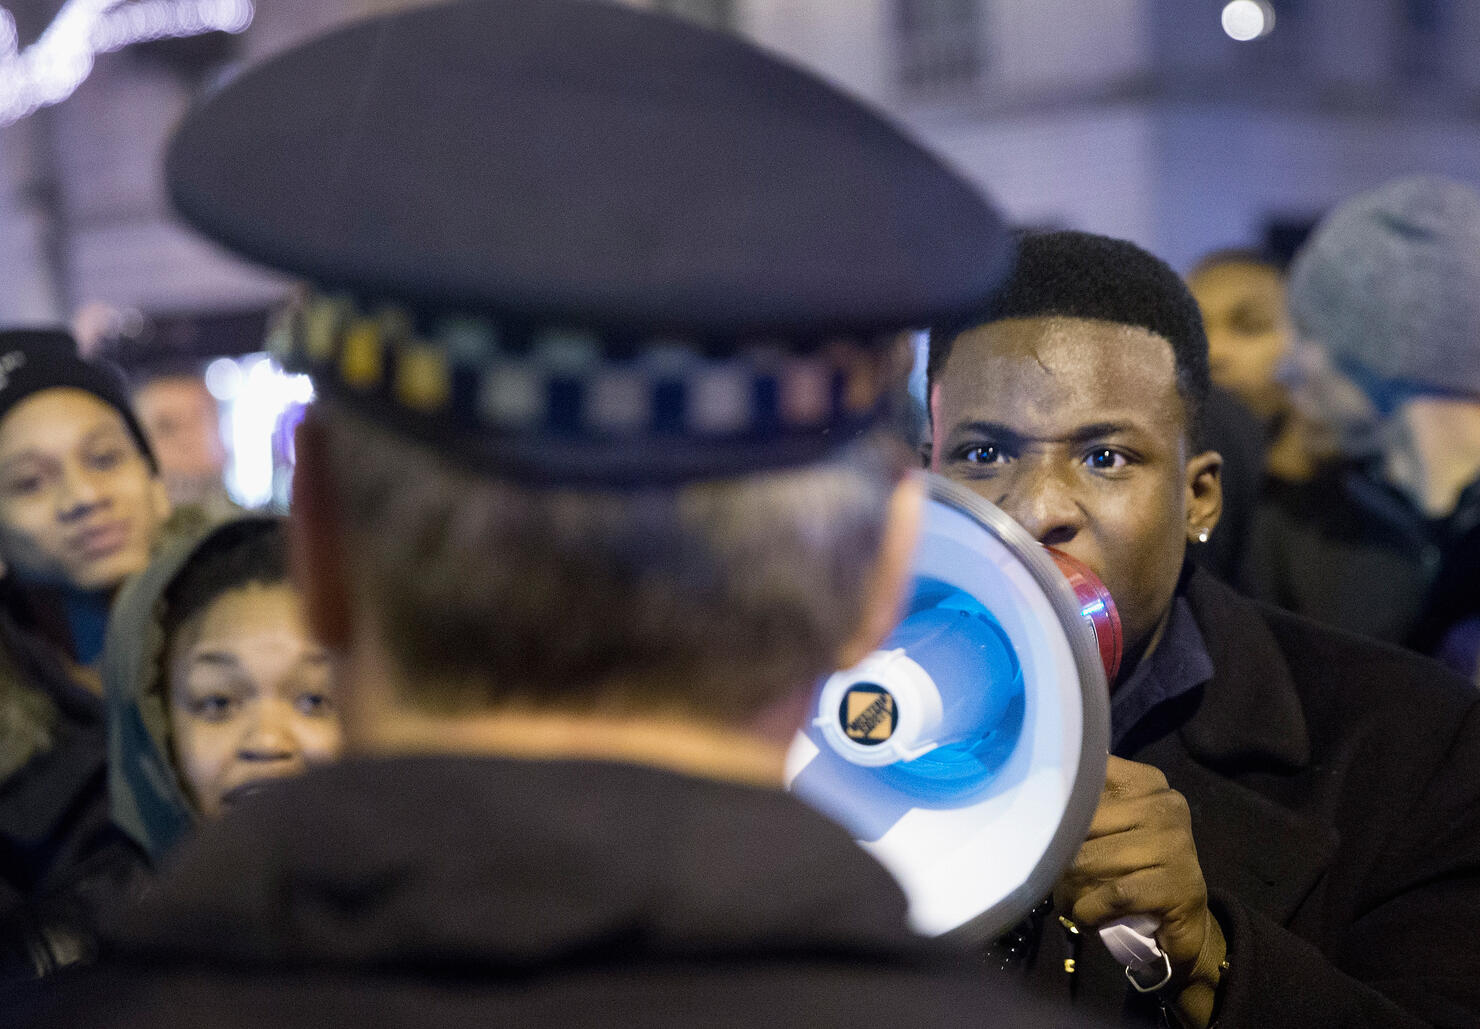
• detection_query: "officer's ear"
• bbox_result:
[834,470,924,671]
[290,407,353,653]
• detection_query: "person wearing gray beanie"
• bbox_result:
[1242,175,1480,679]
[1289,175,1480,408]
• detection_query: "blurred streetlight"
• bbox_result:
[1222,0,1276,42]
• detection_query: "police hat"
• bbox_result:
[166,0,1011,484]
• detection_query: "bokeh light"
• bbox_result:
[1222,0,1275,42]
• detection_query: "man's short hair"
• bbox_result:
[321,403,906,723]
[927,230,1212,445]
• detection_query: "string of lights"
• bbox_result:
[0,0,253,128]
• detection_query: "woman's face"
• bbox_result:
[168,582,342,818]
[0,388,170,591]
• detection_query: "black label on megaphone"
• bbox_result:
[841,684,896,744]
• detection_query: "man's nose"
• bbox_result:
[56,466,106,521]
[996,461,1084,548]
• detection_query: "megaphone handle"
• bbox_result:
[1099,915,1172,993]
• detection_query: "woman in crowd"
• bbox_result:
[106,516,342,866]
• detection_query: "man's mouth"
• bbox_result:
[71,521,130,561]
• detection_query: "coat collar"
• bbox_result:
[1179,567,1311,773]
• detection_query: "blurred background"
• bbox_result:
[0,0,1478,507]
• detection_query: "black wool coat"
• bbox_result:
[6,757,1088,1028]
[1000,568,1480,1027]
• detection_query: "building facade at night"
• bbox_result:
[3,0,1480,324]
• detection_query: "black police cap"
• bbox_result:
[166,0,1011,484]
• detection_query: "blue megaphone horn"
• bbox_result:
[787,473,1113,945]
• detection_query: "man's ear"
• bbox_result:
[1185,449,1223,544]
[290,407,353,652]
[834,471,924,671]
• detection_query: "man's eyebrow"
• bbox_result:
[947,420,1136,446]
[190,651,244,669]
[0,451,46,470]
[82,424,130,446]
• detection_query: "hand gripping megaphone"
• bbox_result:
[786,473,1115,945]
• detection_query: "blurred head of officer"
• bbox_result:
[0,331,170,595]
[927,231,1222,679]
[1286,175,1480,518]
[1188,250,1291,424]
[290,404,920,780]
[108,517,341,863]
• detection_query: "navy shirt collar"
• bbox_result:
[1110,593,1215,753]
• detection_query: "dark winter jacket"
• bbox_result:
[996,567,1480,1026]
[1240,461,1480,678]
[9,756,1086,1028]
[0,597,139,982]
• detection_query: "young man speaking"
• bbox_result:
[929,230,1480,1028]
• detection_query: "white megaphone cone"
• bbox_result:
[788,473,1134,952]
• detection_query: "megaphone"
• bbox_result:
[787,472,1113,944]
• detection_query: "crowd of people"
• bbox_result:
[1,0,1479,1026]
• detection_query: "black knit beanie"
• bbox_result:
[0,328,158,471]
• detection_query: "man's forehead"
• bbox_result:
[933,315,1182,428]
[0,391,130,455]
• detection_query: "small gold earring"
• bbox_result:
[1195,528,1210,544]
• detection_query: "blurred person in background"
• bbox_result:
[1241,175,1480,676]
[105,516,341,870]
[1187,250,1330,486]
[128,363,234,523]
[0,330,172,979]
[1187,252,1290,428]
[1185,250,1343,586]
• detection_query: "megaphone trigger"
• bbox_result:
[1100,914,1173,992]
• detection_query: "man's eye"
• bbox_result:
[87,448,126,471]
[1231,310,1275,335]
[1085,448,1128,471]
[962,444,1004,465]
[4,476,44,496]
[189,695,237,721]
[295,691,335,716]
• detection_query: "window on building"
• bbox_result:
[895,0,985,94]
[650,0,734,31]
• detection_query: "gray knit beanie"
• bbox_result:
[1288,175,1480,401]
